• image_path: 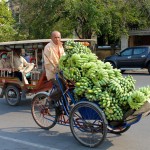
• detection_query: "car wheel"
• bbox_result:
[148,63,150,74]
[121,70,125,73]
[109,62,116,68]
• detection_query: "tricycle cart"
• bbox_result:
[0,39,96,106]
[31,72,150,147]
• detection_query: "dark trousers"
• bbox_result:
[49,78,66,102]
[8,71,22,81]
[13,71,23,81]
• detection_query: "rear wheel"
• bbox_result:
[109,62,116,68]
[5,86,21,106]
[121,70,125,73]
[31,93,58,130]
[69,101,107,148]
[148,63,150,74]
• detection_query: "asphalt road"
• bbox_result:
[0,70,150,150]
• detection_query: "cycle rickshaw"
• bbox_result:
[0,39,96,106]
[31,71,150,147]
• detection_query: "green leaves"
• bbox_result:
[0,0,17,42]
[7,0,150,40]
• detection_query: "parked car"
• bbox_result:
[104,46,150,74]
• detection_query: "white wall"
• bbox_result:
[121,35,128,50]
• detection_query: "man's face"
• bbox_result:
[51,32,61,45]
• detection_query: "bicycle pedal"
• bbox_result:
[56,105,64,115]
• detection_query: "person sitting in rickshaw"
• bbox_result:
[0,52,12,72]
[12,48,35,84]
[21,48,30,63]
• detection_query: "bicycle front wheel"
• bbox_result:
[69,101,107,148]
[31,92,58,130]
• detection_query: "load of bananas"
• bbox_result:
[59,40,150,121]
[64,40,91,57]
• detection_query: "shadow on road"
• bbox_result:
[0,98,32,115]
[0,126,117,150]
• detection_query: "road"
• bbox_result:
[0,70,150,150]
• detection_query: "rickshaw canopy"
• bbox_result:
[0,39,96,51]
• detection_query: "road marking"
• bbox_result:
[0,135,60,150]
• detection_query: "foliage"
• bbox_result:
[17,0,72,39]
[63,0,105,39]
[2,0,150,43]
[98,0,150,46]
[0,0,17,42]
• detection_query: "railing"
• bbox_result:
[0,68,41,81]
[0,68,12,77]
[30,71,40,80]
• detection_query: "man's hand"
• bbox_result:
[12,68,18,72]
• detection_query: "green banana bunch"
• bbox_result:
[108,79,123,97]
[59,40,150,121]
[85,86,102,101]
[104,62,113,70]
[64,40,91,56]
[104,104,123,121]
[59,55,69,70]
[139,86,150,99]
[98,91,112,108]
[128,91,147,110]
[118,92,132,107]
[75,77,92,96]
[63,67,81,82]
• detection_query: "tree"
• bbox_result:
[96,0,150,46]
[0,0,17,42]
[17,0,72,39]
[63,0,105,39]
[14,0,150,43]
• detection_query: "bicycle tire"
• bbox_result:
[31,92,58,130]
[69,101,107,148]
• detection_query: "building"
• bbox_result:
[121,28,150,50]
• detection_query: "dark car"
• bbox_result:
[104,46,150,74]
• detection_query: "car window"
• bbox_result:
[133,48,147,55]
[121,49,132,56]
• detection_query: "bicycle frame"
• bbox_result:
[31,72,150,147]
[47,73,76,126]
[48,73,144,130]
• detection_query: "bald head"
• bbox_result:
[51,31,61,45]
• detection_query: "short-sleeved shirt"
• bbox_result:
[44,40,64,80]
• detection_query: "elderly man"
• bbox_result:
[44,31,65,106]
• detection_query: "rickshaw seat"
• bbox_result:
[35,71,48,87]
[39,72,47,82]
[32,71,52,92]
